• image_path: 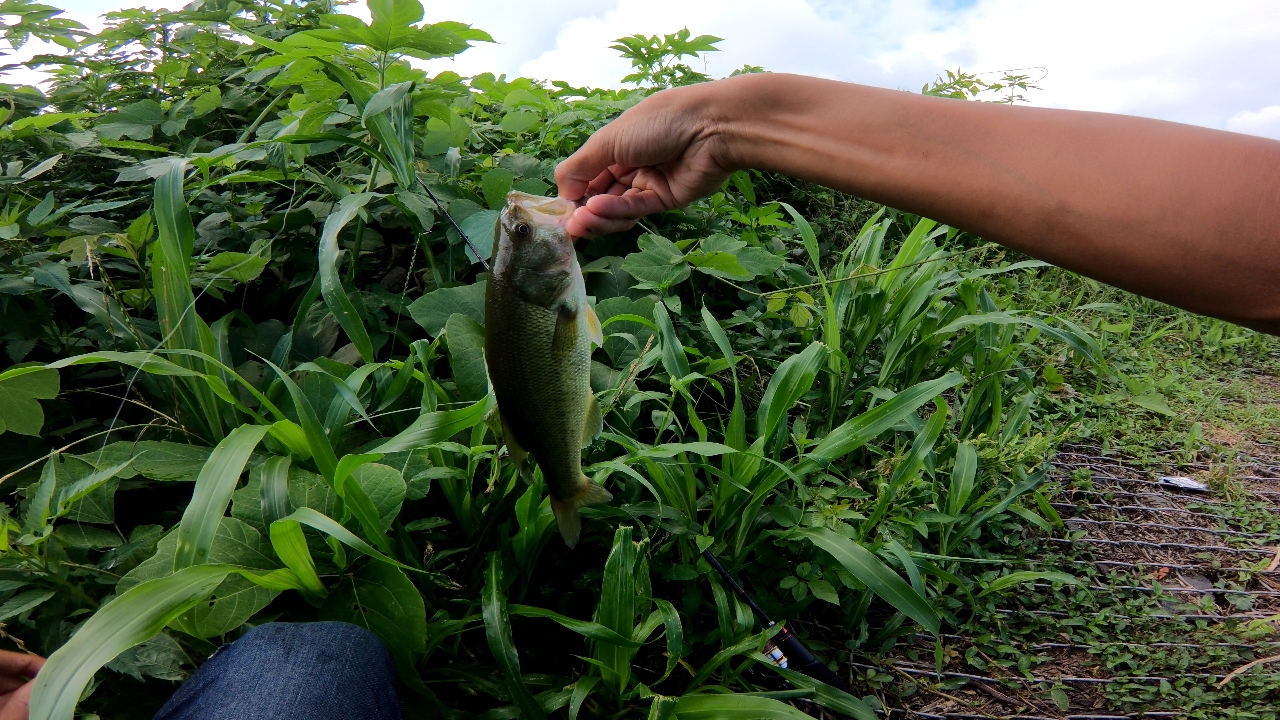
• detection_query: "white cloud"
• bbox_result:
[3,0,1278,141]
[1227,106,1280,140]
[420,0,1280,137]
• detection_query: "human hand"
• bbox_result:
[555,80,741,237]
[0,650,43,720]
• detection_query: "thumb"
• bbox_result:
[0,680,35,720]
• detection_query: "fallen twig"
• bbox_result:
[1218,653,1280,688]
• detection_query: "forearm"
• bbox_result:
[705,74,1280,332]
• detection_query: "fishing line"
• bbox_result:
[415,176,490,272]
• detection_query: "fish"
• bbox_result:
[484,191,611,547]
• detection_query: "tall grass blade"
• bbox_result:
[264,359,338,482]
[652,302,690,380]
[946,442,978,517]
[367,395,490,453]
[482,553,547,720]
[759,660,878,720]
[29,565,231,720]
[318,193,377,363]
[269,519,327,601]
[508,605,642,647]
[756,341,828,443]
[797,527,940,634]
[673,693,813,720]
[173,425,269,570]
[806,373,962,466]
[259,456,292,526]
[151,163,226,439]
[596,525,637,693]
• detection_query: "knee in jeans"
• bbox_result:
[235,621,392,663]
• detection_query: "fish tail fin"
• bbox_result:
[550,477,613,549]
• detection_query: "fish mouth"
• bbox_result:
[506,191,576,231]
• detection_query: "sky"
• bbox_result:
[9,0,1280,138]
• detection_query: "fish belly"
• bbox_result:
[485,285,590,498]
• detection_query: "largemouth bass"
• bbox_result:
[485,191,610,547]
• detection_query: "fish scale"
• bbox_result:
[485,287,589,489]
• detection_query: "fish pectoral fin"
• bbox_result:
[581,393,603,448]
[550,478,613,549]
[551,306,579,352]
[585,302,604,348]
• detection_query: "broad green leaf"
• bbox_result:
[173,425,269,570]
[0,365,57,436]
[459,209,499,263]
[203,252,268,283]
[73,441,211,481]
[23,459,56,532]
[797,527,940,634]
[351,463,406,531]
[0,589,56,622]
[445,313,489,400]
[280,507,415,572]
[482,553,547,720]
[1130,392,1174,416]
[622,234,689,287]
[30,565,231,720]
[480,168,514,209]
[408,280,486,336]
[361,81,413,125]
[54,460,132,518]
[318,192,376,363]
[319,557,425,664]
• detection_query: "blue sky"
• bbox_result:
[15,0,1280,138]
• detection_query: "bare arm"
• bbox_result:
[556,73,1280,333]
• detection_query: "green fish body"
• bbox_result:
[485,192,609,547]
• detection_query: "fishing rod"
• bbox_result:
[701,550,852,693]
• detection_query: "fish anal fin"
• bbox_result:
[581,393,603,448]
[550,477,613,548]
[585,303,604,348]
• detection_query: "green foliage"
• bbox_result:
[0,2,1257,718]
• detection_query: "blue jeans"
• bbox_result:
[154,622,404,720]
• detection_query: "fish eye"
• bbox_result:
[515,222,530,236]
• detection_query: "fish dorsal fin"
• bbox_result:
[581,393,603,448]
[585,302,604,348]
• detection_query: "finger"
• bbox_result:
[584,190,671,221]
[0,681,33,720]
[0,652,43,678]
[566,207,640,238]
[583,168,621,198]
